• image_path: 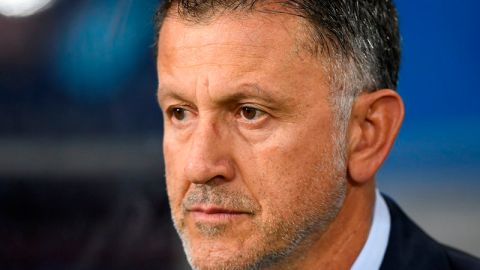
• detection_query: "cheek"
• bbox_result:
[249,124,336,213]
[163,136,189,208]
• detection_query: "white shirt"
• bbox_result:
[351,190,391,270]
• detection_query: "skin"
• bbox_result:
[157,10,404,270]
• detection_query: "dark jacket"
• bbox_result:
[380,196,480,270]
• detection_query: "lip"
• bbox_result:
[187,205,252,222]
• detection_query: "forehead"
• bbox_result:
[156,12,329,103]
[158,11,318,68]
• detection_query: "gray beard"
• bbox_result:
[172,176,347,270]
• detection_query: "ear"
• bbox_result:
[347,89,404,184]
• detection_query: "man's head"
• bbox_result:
[156,1,404,269]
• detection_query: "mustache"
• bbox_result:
[182,185,259,214]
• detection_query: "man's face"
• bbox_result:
[157,12,347,270]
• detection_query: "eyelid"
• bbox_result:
[237,104,269,123]
[165,104,197,125]
[242,105,266,115]
[165,103,195,114]
[238,102,265,110]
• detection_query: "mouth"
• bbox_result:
[187,205,252,223]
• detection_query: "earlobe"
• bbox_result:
[347,89,404,184]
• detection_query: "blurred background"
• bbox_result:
[0,0,478,269]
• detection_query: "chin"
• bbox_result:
[185,241,253,270]
[181,232,294,270]
[176,215,263,269]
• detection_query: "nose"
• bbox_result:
[184,119,235,184]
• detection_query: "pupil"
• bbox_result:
[173,108,185,120]
[243,107,256,120]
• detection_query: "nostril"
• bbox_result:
[184,159,235,184]
[203,175,229,186]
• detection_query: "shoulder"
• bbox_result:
[380,195,480,270]
[444,246,480,270]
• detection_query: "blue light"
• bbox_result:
[54,0,156,102]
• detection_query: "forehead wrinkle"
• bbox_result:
[160,15,300,60]
[165,43,270,69]
[197,75,212,105]
[159,21,318,87]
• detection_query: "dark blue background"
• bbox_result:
[380,0,480,182]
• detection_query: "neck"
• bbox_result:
[273,181,376,270]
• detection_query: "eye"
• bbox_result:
[172,107,186,121]
[167,106,194,123]
[239,106,266,121]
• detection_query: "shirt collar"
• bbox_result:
[351,189,391,270]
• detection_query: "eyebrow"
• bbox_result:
[157,87,189,105]
[157,83,282,108]
[218,83,279,106]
